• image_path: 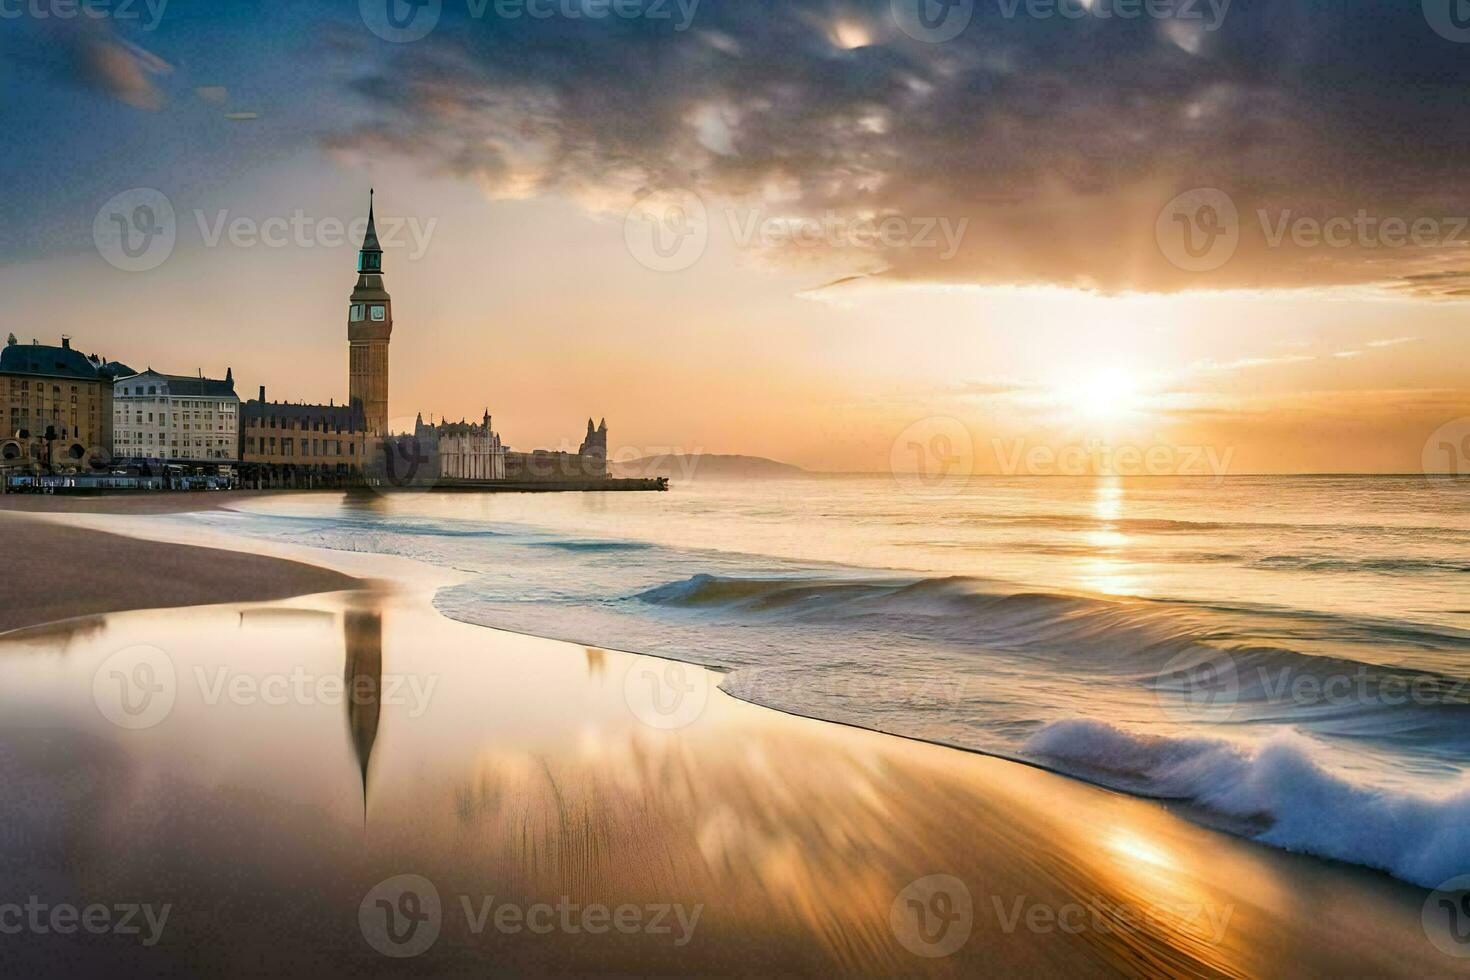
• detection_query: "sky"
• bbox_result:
[2,0,1469,473]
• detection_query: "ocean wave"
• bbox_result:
[633,572,1470,752]
[530,539,655,553]
[1025,720,1470,888]
[252,511,511,540]
[1249,555,1470,575]
[633,573,1470,672]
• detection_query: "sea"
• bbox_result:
[176,474,1470,888]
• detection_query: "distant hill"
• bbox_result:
[612,454,807,481]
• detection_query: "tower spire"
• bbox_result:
[361,188,382,256]
[348,188,392,437]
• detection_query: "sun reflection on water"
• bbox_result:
[1077,478,1143,595]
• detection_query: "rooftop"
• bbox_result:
[242,398,367,432]
[117,369,238,398]
[0,337,131,383]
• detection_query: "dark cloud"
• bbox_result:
[18,19,172,111]
[322,0,1470,294]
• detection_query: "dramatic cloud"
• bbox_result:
[20,20,174,111]
[320,0,1470,295]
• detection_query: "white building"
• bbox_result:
[113,369,240,464]
[411,411,506,481]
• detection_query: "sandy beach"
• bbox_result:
[0,503,357,633]
[0,500,1454,977]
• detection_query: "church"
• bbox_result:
[239,192,612,489]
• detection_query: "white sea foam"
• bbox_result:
[1026,719,1470,887]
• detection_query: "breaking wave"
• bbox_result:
[1025,720,1470,888]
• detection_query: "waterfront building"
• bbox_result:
[0,334,131,472]
[238,387,370,488]
[392,411,507,483]
[112,368,240,465]
[241,191,613,490]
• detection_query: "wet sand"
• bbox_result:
[0,509,1455,976]
[0,512,358,633]
[0,488,282,515]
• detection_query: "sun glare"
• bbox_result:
[832,20,872,49]
[1056,367,1144,422]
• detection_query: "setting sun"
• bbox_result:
[1056,367,1146,423]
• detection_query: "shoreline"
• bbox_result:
[0,488,284,515]
[0,503,1454,974]
[0,509,361,635]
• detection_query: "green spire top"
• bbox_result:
[358,189,383,273]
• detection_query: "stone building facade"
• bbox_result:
[112,368,239,464]
[238,387,371,487]
[0,335,131,473]
[348,190,392,437]
[423,412,505,481]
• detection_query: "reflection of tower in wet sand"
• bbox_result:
[584,647,606,679]
[343,610,383,821]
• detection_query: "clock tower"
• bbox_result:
[348,189,392,436]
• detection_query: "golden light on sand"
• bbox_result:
[1107,829,1179,872]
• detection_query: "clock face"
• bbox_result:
[351,304,364,321]
[371,305,386,321]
